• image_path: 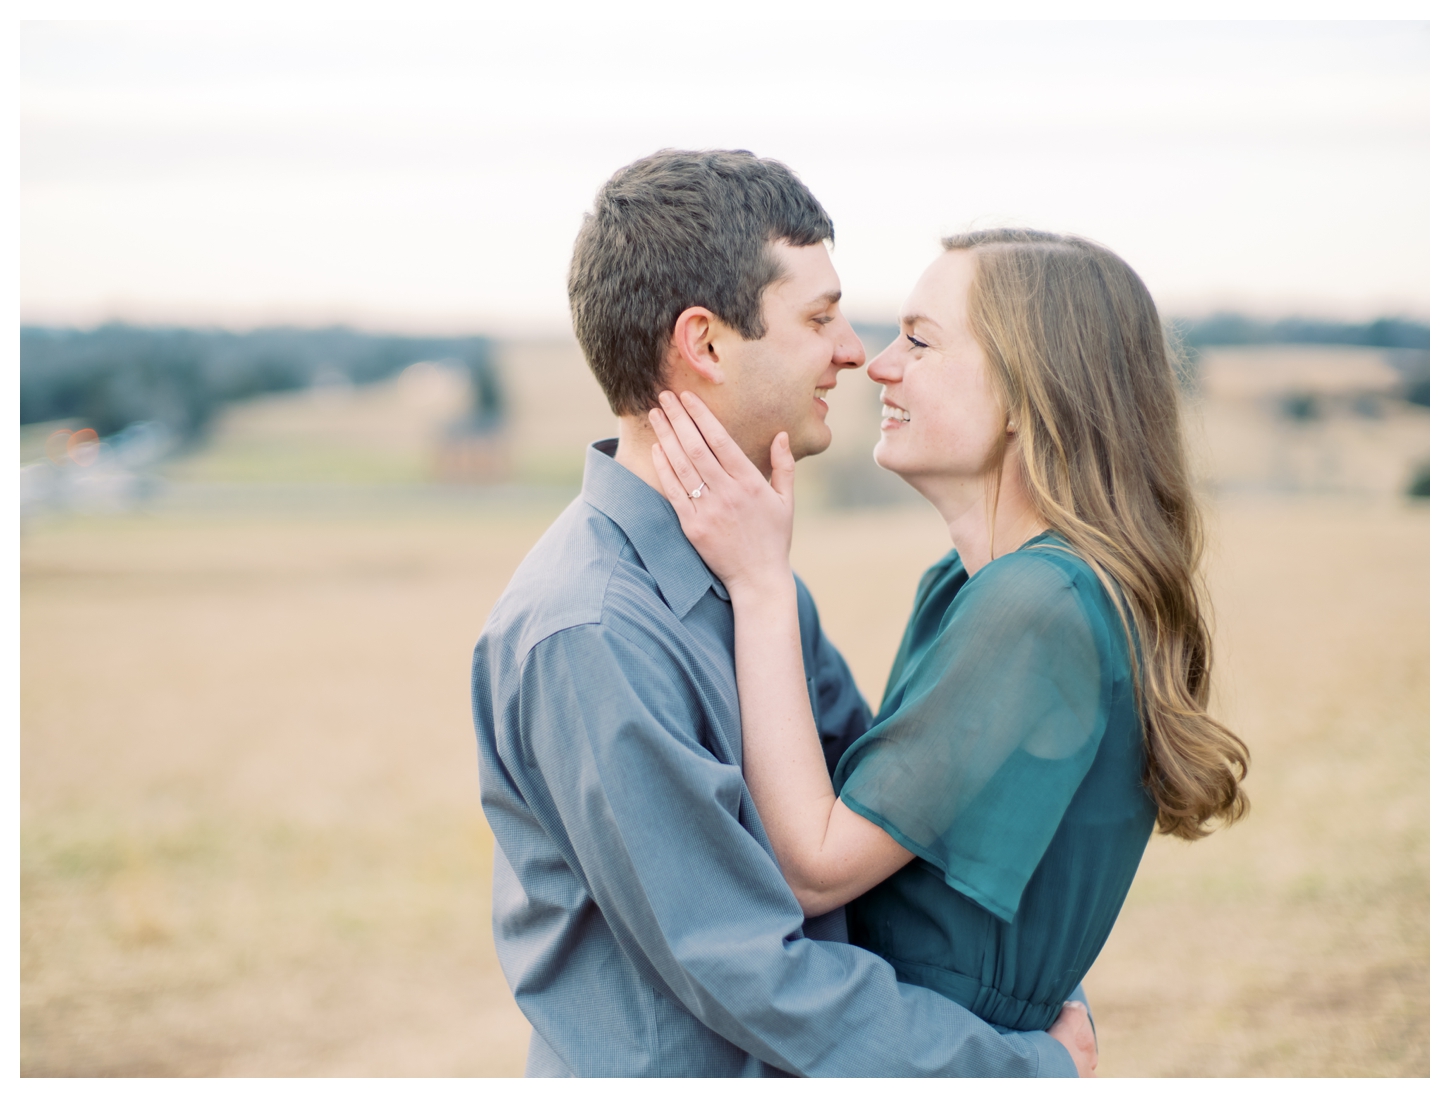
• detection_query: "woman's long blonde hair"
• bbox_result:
[947,227,1249,839]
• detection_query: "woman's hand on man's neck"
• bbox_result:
[614,408,774,497]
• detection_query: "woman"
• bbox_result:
[647,228,1249,1062]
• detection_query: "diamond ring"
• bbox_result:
[690,482,706,499]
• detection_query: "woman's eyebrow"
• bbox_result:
[900,313,940,331]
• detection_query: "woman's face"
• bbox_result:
[867,250,1008,488]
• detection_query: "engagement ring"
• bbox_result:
[691,483,705,499]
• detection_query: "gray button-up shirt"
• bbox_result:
[471,439,1074,1077]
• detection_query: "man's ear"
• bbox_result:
[667,307,726,387]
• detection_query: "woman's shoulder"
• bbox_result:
[920,546,965,587]
[905,547,968,610]
[967,534,1085,597]
[954,535,1116,638]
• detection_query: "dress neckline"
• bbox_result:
[957,529,1063,581]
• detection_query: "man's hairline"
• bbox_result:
[691,235,836,344]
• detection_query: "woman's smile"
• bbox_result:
[881,394,911,427]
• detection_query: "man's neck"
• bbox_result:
[613,415,666,495]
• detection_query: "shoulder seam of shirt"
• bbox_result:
[515,552,690,688]
[505,538,630,668]
[522,616,699,743]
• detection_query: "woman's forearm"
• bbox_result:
[730,576,913,916]
[729,575,838,882]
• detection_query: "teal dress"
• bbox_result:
[833,533,1157,1032]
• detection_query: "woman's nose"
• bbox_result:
[867,346,903,384]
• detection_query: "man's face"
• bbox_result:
[712,241,865,468]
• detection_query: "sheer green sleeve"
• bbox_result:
[836,549,1113,924]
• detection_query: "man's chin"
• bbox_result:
[791,425,831,460]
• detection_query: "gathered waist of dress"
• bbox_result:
[887,956,1065,1033]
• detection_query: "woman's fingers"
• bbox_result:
[648,408,705,502]
[657,392,727,486]
[769,431,795,506]
[650,443,696,520]
[678,390,762,483]
[653,392,791,511]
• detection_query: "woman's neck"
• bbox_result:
[911,465,1047,576]
[945,501,1048,576]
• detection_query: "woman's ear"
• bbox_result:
[669,307,727,386]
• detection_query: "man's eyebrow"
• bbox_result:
[804,290,842,310]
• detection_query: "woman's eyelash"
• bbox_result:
[905,335,928,349]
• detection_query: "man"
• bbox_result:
[471,149,1095,1077]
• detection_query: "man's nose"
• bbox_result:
[834,320,866,371]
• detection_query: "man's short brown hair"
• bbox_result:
[567,149,835,416]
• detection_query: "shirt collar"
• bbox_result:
[581,438,729,618]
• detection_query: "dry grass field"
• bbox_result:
[20,493,1427,1076]
[19,339,1429,1076]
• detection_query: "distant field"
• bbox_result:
[20,491,1427,1076]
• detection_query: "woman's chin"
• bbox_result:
[873,441,938,496]
[873,437,907,475]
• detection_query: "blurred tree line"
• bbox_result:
[1176,314,1430,351]
[19,324,504,443]
[18,314,1430,448]
[1176,313,1431,406]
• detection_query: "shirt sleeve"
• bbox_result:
[837,550,1112,924]
[510,621,1074,1077]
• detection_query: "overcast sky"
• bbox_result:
[19,19,1430,335]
